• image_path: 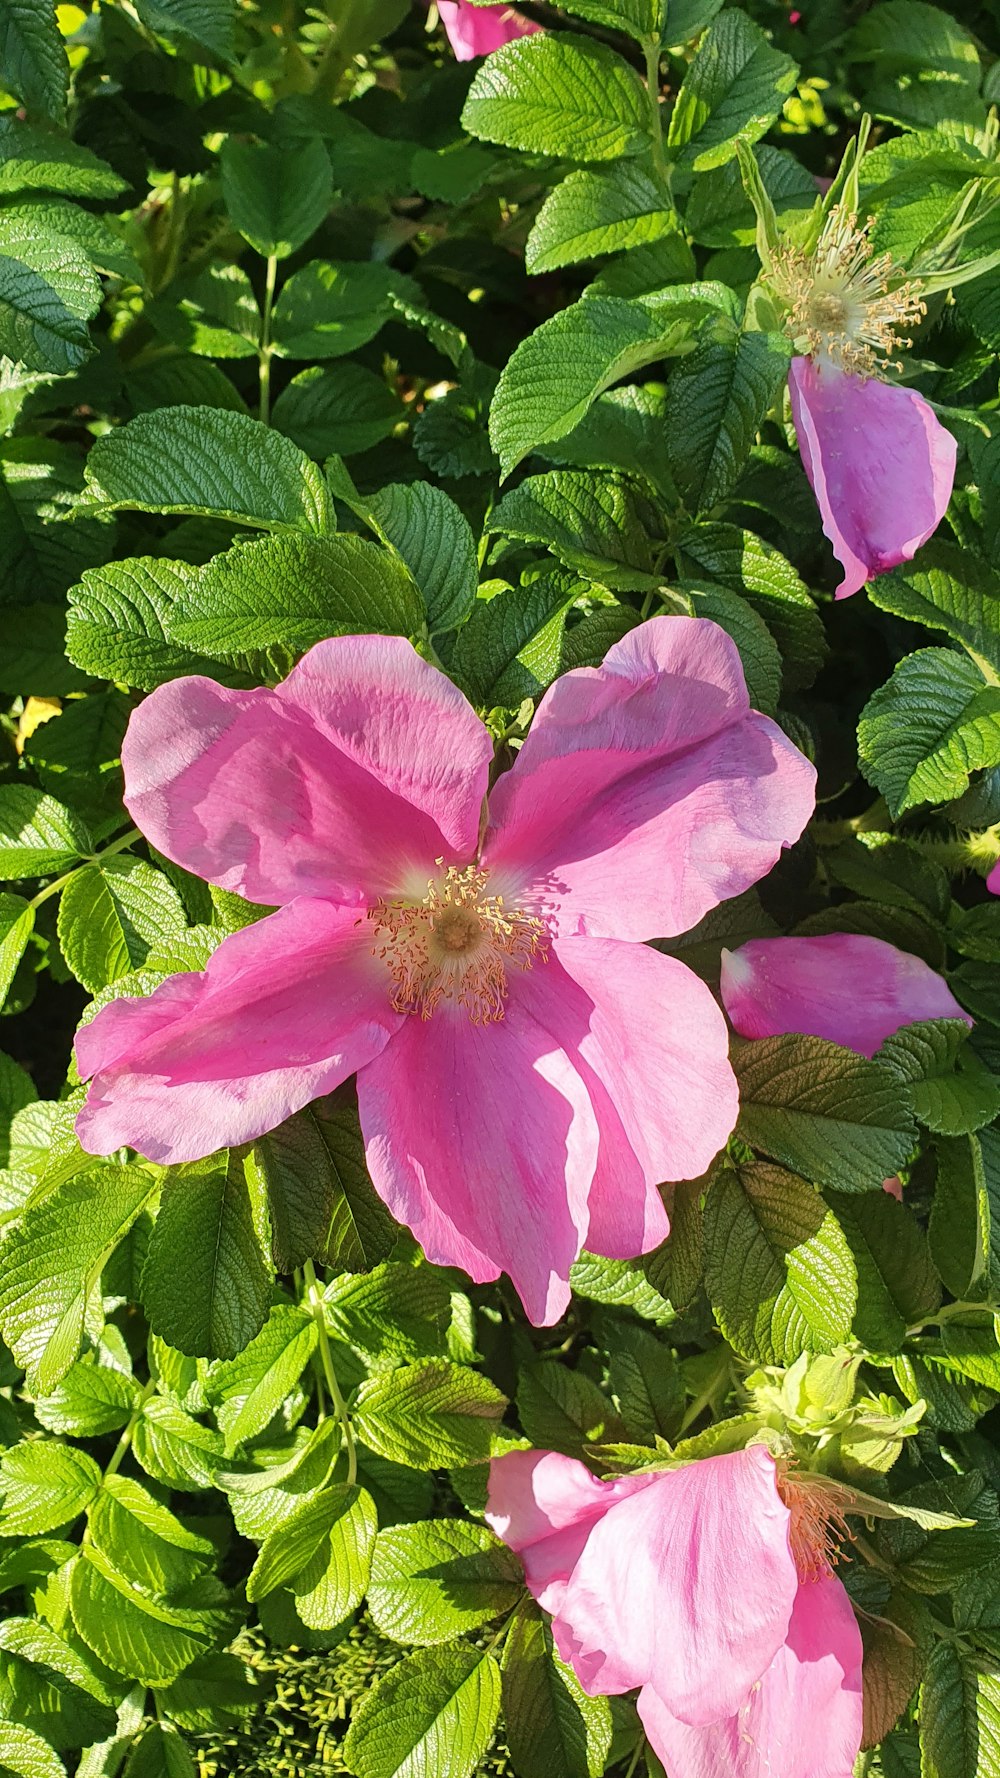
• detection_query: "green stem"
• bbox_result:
[644,37,669,193]
[104,1377,157,1481]
[28,827,143,912]
[258,254,279,426]
[303,1258,357,1486]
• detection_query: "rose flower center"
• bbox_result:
[775,1462,853,1584]
[369,862,547,1023]
[771,205,926,377]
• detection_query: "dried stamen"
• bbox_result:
[369,862,547,1023]
[776,1462,853,1583]
[771,207,926,377]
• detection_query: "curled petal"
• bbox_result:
[121,635,493,906]
[484,617,815,942]
[439,0,540,58]
[485,1450,655,1614]
[356,960,600,1326]
[552,1445,797,1723]
[76,902,402,1164]
[789,357,956,600]
[720,932,971,1058]
[637,1574,864,1778]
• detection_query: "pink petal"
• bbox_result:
[121,636,493,906]
[485,1450,656,1615]
[883,1176,904,1201]
[988,863,1000,896]
[355,963,600,1326]
[638,1574,864,1778]
[788,357,956,600]
[483,618,815,942]
[438,0,541,58]
[76,901,402,1164]
[552,938,737,1256]
[720,933,971,1058]
[552,1445,797,1722]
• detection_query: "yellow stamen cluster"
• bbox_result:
[369,862,547,1023]
[771,207,926,376]
[776,1463,853,1583]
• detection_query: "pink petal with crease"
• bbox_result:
[438,0,540,58]
[789,357,956,599]
[720,932,970,1057]
[76,901,402,1163]
[552,1446,797,1722]
[552,937,737,1256]
[483,617,815,941]
[637,1573,864,1778]
[121,635,492,906]
[356,960,600,1326]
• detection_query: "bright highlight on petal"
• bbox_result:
[77,621,816,1323]
[788,356,956,600]
[437,0,540,58]
[720,932,971,1057]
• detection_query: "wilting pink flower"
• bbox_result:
[719,932,970,1057]
[788,359,956,599]
[438,0,540,58]
[486,1445,864,1778]
[771,205,955,598]
[75,619,814,1324]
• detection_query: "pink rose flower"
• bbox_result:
[75,618,814,1324]
[719,932,970,1057]
[486,1444,864,1778]
[788,359,956,600]
[438,0,540,59]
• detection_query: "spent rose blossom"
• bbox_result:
[773,207,956,598]
[486,1444,864,1778]
[75,618,815,1324]
[719,932,971,1057]
[438,0,540,59]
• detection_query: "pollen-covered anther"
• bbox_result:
[369,862,547,1023]
[775,1463,853,1584]
[771,206,926,377]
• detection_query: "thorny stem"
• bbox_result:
[644,37,670,194]
[259,254,279,426]
[303,1257,358,1487]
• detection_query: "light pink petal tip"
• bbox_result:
[484,616,816,942]
[121,635,493,906]
[554,1446,798,1723]
[76,903,401,1164]
[789,357,956,600]
[485,1450,655,1614]
[638,1573,864,1778]
[720,932,971,1058]
[438,0,541,58]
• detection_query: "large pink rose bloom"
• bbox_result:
[75,617,814,1324]
[789,358,956,600]
[438,0,540,59]
[720,932,970,1057]
[486,1445,864,1778]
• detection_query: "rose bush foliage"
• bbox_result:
[0,1,999,1775]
